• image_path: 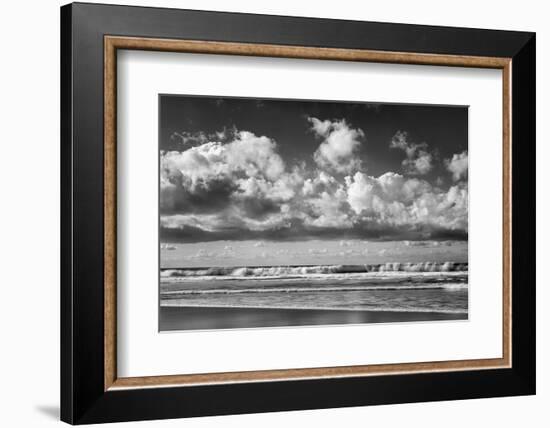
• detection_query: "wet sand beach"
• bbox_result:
[159,305,467,331]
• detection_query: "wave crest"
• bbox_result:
[161,262,468,278]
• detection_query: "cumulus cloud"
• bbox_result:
[346,172,430,215]
[161,130,288,217]
[160,125,468,242]
[163,130,284,187]
[390,131,433,175]
[446,151,468,182]
[309,117,364,173]
[345,171,467,232]
[304,186,352,229]
[168,127,238,150]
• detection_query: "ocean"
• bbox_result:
[160,262,468,315]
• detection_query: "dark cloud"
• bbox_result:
[160,177,237,215]
[160,220,468,243]
[238,197,281,219]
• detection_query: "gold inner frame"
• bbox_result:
[104,35,512,391]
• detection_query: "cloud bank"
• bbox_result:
[161,119,468,242]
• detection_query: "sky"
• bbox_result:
[160,239,468,268]
[159,95,468,244]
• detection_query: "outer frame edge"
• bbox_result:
[510,33,536,395]
[60,3,75,425]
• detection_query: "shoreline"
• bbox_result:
[159,305,467,331]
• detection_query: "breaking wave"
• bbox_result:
[161,262,468,279]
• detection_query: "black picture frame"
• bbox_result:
[61,2,535,424]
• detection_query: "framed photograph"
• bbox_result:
[61,2,535,424]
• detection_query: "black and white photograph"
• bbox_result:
[159,95,469,331]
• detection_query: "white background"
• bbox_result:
[0,0,546,427]
[118,51,502,377]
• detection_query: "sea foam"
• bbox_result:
[161,262,468,279]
